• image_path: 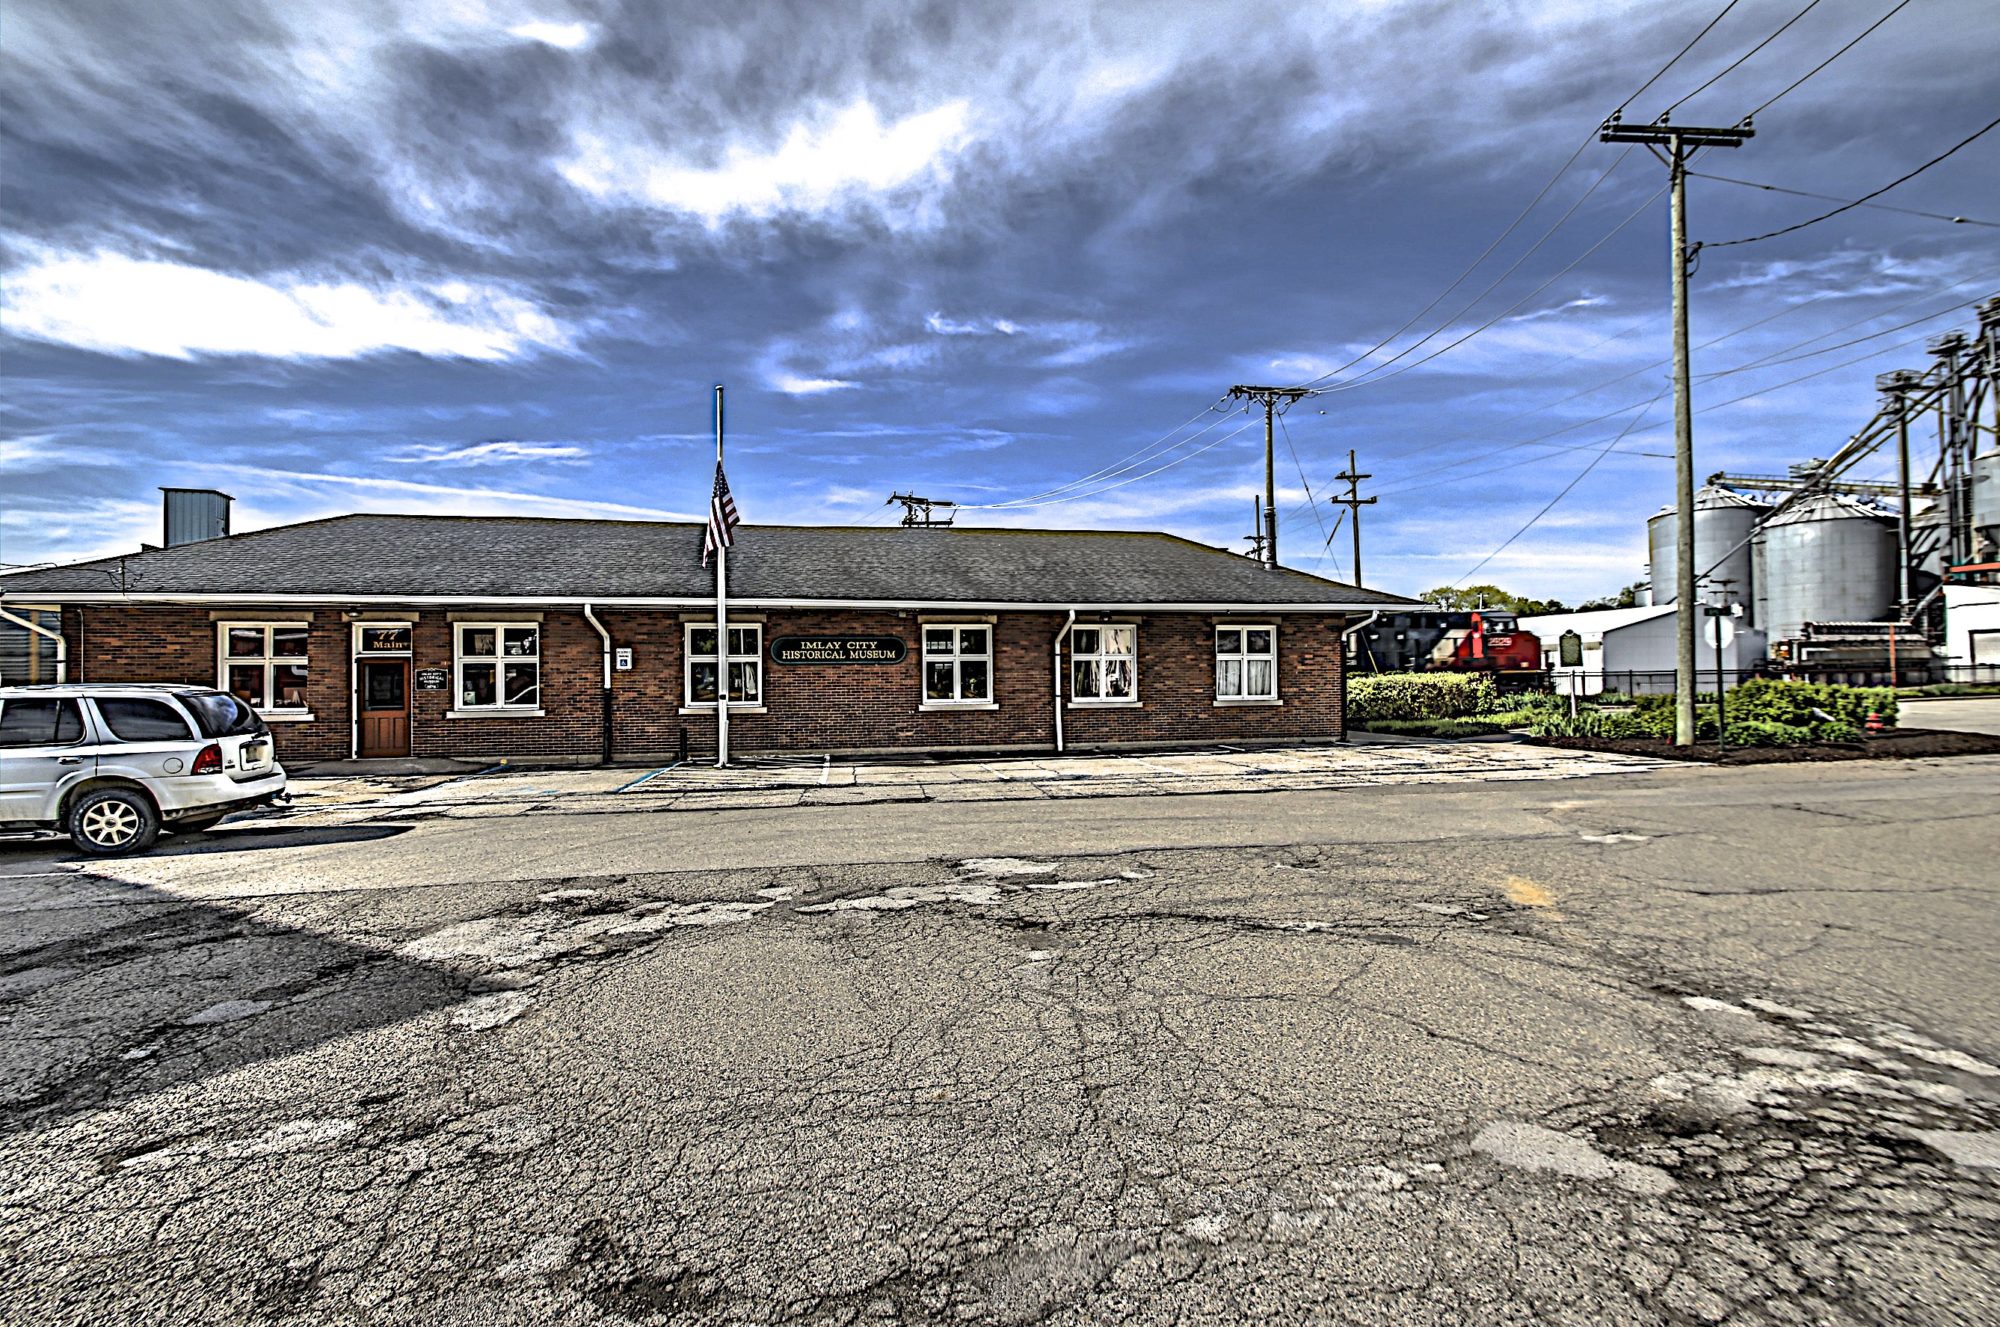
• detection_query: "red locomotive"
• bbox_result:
[1348,610,1545,683]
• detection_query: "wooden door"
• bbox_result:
[358,660,410,758]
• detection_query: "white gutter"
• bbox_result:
[1,592,1405,614]
[581,602,613,688]
[0,605,67,682]
[581,602,614,764]
[1052,610,1077,753]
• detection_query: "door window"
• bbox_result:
[94,697,194,742]
[0,698,84,747]
[364,663,407,710]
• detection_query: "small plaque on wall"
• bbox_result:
[414,668,450,691]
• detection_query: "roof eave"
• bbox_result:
[1,590,1408,612]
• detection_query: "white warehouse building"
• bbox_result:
[1515,605,1767,696]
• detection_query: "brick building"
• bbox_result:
[0,512,1411,765]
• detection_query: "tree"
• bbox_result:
[1418,585,1568,616]
[1576,580,1650,611]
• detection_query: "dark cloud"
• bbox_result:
[3,0,1997,599]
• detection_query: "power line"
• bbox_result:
[1278,270,1988,525]
[1276,409,1328,552]
[1689,169,2000,228]
[972,415,1261,510]
[1622,0,1745,110]
[1746,0,1913,118]
[1701,113,2000,249]
[1663,0,1826,115]
[1279,139,1598,392]
[981,395,1230,508]
[1296,152,1639,391]
[1699,296,1994,378]
[1315,181,1669,394]
[1370,286,1994,498]
[1452,388,1670,588]
[1275,0,1753,398]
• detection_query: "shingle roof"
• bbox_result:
[0,514,1413,609]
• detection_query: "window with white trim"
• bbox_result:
[219,623,310,710]
[1216,625,1278,700]
[922,624,992,704]
[1070,625,1137,703]
[456,624,540,709]
[685,624,762,705]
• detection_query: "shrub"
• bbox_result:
[1722,719,1814,747]
[1347,673,1499,722]
[1527,709,1609,738]
[1495,691,1569,717]
[1725,680,1895,733]
[1361,717,1508,739]
[1599,711,1653,739]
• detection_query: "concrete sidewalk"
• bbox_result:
[275,738,1664,827]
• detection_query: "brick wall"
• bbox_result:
[60,604,1349,764]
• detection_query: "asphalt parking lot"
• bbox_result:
[3,751,1997,1325]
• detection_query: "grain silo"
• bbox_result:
[1647,485,1767,623]
[1752,494,1899,642]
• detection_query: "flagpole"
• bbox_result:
[713,383,729,768]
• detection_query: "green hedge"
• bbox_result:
[1347,673,1499,721]
[1360,717,1510,738]
[1531,681,1892,747]
[1724,679,1896,730]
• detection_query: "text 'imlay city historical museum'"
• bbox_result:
[0,490,1411,765]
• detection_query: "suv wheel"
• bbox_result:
[69,788,161,856]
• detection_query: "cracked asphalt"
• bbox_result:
[2,754,1997,1325]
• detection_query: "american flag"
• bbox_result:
[702,461,740,566]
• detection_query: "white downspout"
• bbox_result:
[1052,609,1077,753]
[582,602,613,764]
[0,605,67,682]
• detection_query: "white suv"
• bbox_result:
[0,684,288,856]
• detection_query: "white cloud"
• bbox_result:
[561,99,972,224]
[770,372,857,396]
[507,20,591,50]
[217,466,697,522]
[389,440,588,465]
[1,249,576,362]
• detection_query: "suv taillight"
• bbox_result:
[191,744,224,775]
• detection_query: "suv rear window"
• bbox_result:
[182,691,268,738]
[95,697,195,742]
[0,698,85,748]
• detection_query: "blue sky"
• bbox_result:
[3,0,1997,603]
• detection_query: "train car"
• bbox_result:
[1347,610,1546,687]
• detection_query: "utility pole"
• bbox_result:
[1227,385,1316,568]
[1600,111,1751,747]
[1330,449,1376,584]
[1245,497,1269,563]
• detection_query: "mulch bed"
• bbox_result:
[1527,727,2000,765]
